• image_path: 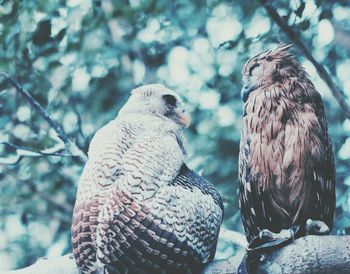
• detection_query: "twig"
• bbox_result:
[0,142,76,165]
[70,97,85,140]
[258,0,350,120]
[0,73,88,162]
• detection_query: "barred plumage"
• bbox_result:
[239,44,336,242]
[72,84,223,274]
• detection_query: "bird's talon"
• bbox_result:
[259,254,266,262]
[259,229,273,239]
[306,219,330,235]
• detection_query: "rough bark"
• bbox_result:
[2,235,350,274]
[203,235,350,274]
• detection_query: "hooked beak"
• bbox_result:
[241,85,258,103]
[173,110,191,128]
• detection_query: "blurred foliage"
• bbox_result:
[0,0,350,270]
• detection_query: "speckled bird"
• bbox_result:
[71,84,223,274]
[239,44,336,243]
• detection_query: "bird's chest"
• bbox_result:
[241,95,294,189]
[242,93,288,143]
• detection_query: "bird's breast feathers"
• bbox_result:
[241,84,323,191]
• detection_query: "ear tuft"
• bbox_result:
[276,43,293,52]
[267,43,294,60]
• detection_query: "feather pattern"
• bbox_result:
[239,45,336,242]
[72,85,223,274]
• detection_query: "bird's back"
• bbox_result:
[72,116,223,274]
[104,164,223,274]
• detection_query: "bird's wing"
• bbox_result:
[95,132,185,268]
[281,90,336,231]
[147,165,224,264]
[239,127,273,242]
[72,120,128,273]
[305,92,336,229]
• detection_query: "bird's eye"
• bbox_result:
[249,63,260,76]
[163,94,177,107]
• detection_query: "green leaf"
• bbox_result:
[298,19,310,31]
[33,19,52,46]
[295,1,305,18]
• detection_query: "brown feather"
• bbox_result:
[239,45,336,241]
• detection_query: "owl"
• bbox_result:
[239,44,336,243]
[71,84,223,274]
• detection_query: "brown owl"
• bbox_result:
[239,44,336,243]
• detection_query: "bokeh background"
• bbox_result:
[0,0,349,270]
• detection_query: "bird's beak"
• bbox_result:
[241,85,257,103]
[174,110,191,128]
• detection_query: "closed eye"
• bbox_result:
[249,63,260,76]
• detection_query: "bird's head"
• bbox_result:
[241,44,304,102]
[118,84,191,128]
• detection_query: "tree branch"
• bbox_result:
[204,235,350,273]
[0,142,76,165]
[2,235,350,273]
[0,73,88,162]
[258,0,350,120]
